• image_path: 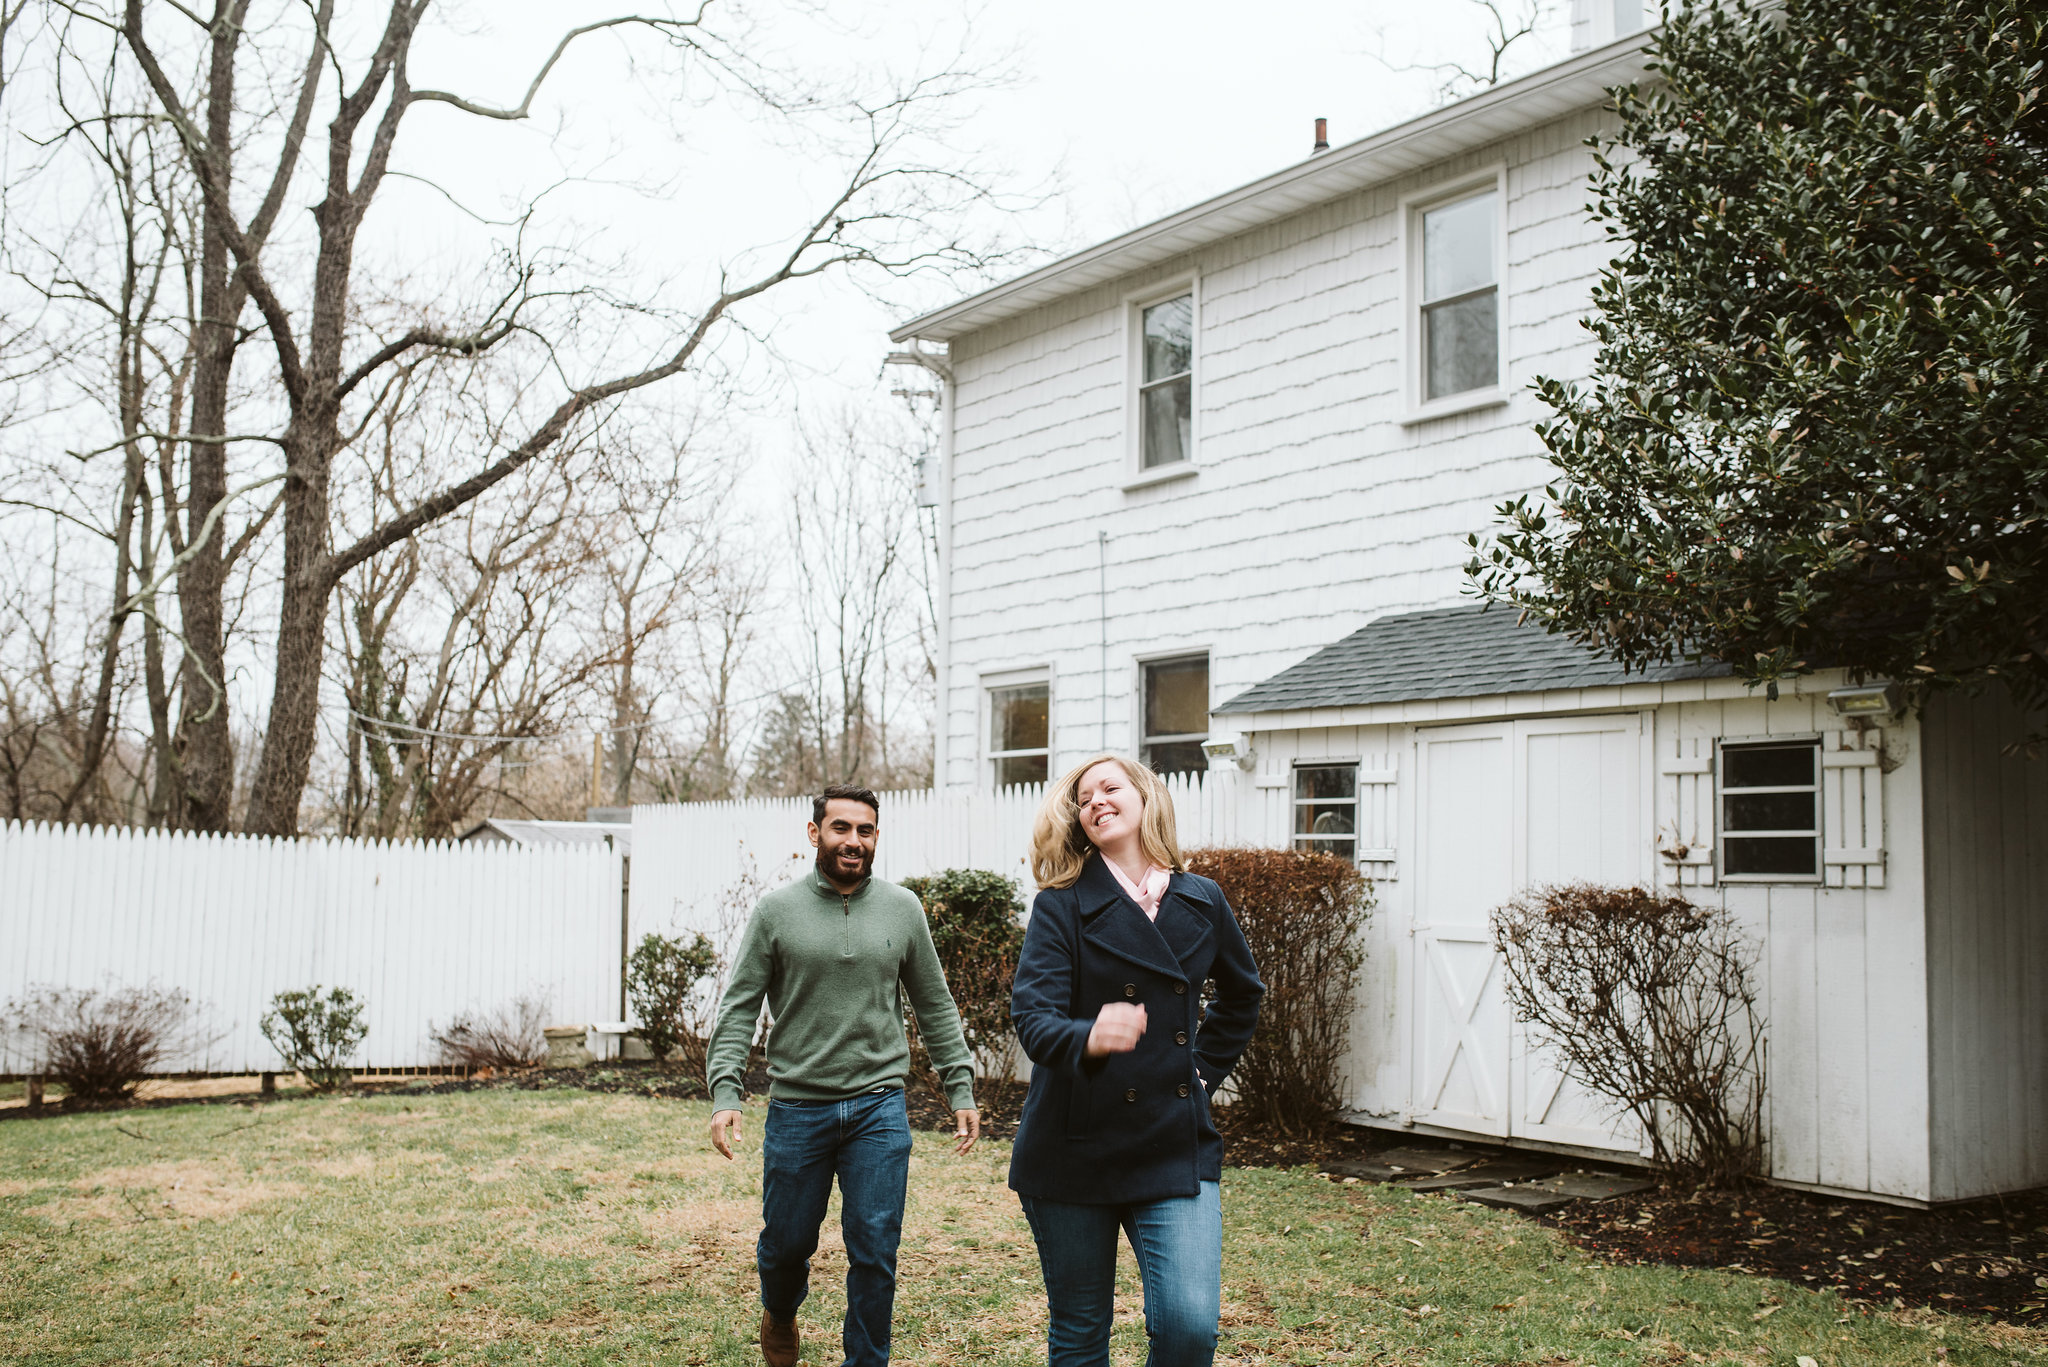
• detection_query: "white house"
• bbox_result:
[888,7,2047,1205]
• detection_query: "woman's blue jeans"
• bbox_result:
[757,1088,914,1367]
[1018,1181,1222,1367]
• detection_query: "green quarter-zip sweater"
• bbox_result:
[706,870,976,1113]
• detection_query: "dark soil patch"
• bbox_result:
[410,1061,707,1102]
[1536,1176,2048,1324]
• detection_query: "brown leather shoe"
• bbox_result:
[759,1308,799,1367]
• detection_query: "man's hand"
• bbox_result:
[710,1108,743,1159]
[952,1108,981,1156]
[1085,1002,1147,1057]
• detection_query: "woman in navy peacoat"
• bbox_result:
[1009,753,1263,1367]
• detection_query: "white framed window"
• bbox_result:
[1292,763,1358,860]
[1139,653,1208,776]
[1125,281,1197,487]
[985,672,1051,788]
[1402,170,1507,421]
[1718,738,1821,881]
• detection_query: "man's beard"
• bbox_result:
[816,843,874,884]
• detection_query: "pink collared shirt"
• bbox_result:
[1106,858,1170,921]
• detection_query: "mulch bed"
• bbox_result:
[1535,1177,2048,1324]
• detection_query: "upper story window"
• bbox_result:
[1611,0,1645,37]
[1719,739,1821,879]
[1292,764,1357,860]
[1140,653,1208,776]
[987,679,1050,787]
[1419,189,1500,402]
[1138,292,1193,469]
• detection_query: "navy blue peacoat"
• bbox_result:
[1007,854,1264,1205]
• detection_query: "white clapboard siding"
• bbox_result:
[628,774,1232,963]
[0,821,621,1074]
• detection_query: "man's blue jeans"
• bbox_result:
[757,1088,914,1367]
[1018,1181,1223,1367]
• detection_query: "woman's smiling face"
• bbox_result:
[1076,760,1143,853]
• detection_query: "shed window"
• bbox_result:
[1292,764,1357,860]
[1719,740,1820,878]
[1419,190,1499,400]
[1139,293,1193,469]
[988,682,1050,788]
[1141,654,1208,776]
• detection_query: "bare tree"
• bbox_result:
[104,1,1012,835]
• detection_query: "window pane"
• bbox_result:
[1612,0,1643,35]
[1723,745,1815,789]
[1724,835,1818,877]
[1422,192,1496,301]
[1295,836,1357,858]
[994,754,1049,788]
[1144,739,1208,777]
[1724,791,1816,832]
[1143,655,1209,740]
[1293,802,1357,837]
[1142,294,1192,382]
[989,683,1049,753]
[1294,765,1357,801]
[1423,292,1498,399]
[1140,376,1192,468]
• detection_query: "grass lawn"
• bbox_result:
[0,1090,2040,1365]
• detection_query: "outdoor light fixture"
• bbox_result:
[1825,683,1902,719]
[1202,734,1256,771]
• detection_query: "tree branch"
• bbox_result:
[408,10,709,120]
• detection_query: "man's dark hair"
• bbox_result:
[813,784,880,826]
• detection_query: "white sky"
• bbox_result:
[381,0,1571,460]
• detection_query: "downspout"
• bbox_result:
[1098,531,1110,751]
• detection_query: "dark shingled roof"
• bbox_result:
[1214,605,1731,715]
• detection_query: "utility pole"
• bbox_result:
[588,732,603,810]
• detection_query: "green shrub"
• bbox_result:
[1184,847,1373,1136]
[626,931,719,1075]
[900,868,1026,1108]
[260,986,368,1091]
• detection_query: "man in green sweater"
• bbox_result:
[706,784,979,1367]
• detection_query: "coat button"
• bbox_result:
[1175,1031,1189,1045]
[1174,982,1187,995]
[1124,1088,1138,1102]
[1124,983,1138,998]
[1177,1083,1191,1097]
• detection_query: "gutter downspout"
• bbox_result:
[1098,531,1109,752]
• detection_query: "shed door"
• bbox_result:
[1410,714,1649,1153]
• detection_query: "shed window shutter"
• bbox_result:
[1821,730,1885,887]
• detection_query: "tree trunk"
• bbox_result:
[171,3,248,832]
[242,426,334,835]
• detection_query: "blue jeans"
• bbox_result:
[1018,1181,1222,1367]
[757,1088,914,1367]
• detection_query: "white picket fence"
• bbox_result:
[628,773,1244,954]
[0,820,623,1074]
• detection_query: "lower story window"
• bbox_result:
[988,681,1049,787]
[1292,764,1357,859]
[1140,654,1209,776]
[1719,739,1820,878]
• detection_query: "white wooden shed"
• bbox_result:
[1207,606,2047,1205]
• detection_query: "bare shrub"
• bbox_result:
[260,986,368,1092]
[626,933,718,1072]
[1183,847,1374,1136]
[430,995,549,1071]
[7,985,219,1108]
[677,850,774,1092]
[1491,883,1765,1185]
[899,869,1027,1113]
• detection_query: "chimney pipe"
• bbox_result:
[1312,117,1329,154]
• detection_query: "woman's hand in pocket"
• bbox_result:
[1085,1002,1147,1057]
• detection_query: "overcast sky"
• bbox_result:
[382,0,1573,479]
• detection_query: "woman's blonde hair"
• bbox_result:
[1029,753,1184,889]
